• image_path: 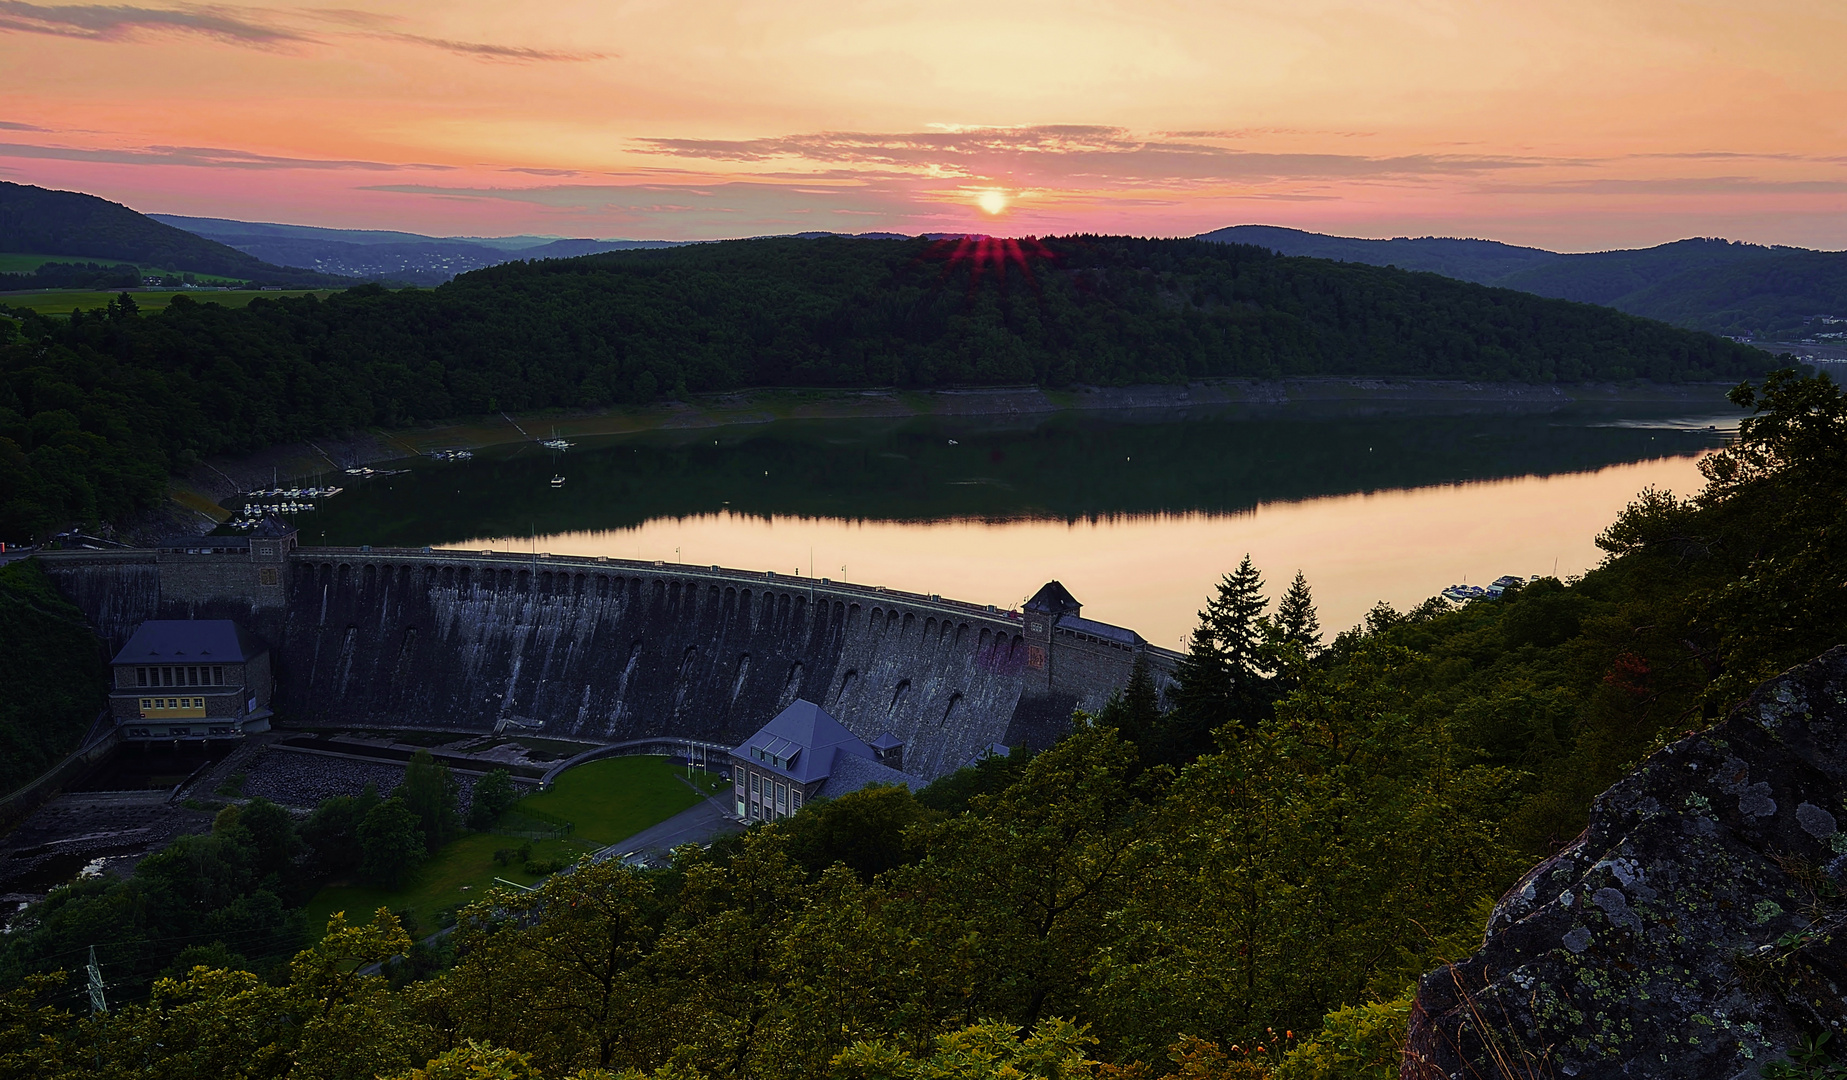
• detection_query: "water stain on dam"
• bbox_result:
[45,549,1152,781]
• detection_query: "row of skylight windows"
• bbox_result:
[749,745,796,768]
[135,666,226,687]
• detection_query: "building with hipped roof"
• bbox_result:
[109,619,273,739]
[728,699,918,821]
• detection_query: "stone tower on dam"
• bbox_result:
[39,533,1178,782]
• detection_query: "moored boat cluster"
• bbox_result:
[1441,575,1528,603]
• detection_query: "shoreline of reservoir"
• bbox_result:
[168,377,1742,534]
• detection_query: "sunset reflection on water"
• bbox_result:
[448,453,1711,647]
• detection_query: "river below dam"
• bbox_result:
[286,394,1741,647]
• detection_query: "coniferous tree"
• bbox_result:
[1120,653,1162,735]
[1097,653,1166,766]
[1273,570,1323,656]
[1165,555,1272,763]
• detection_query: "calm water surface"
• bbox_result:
[298,399,1739,645]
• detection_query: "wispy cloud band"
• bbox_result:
[0,140,455,170]
[634,125,1544,186]
[0,0,605,60]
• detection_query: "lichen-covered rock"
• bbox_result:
[1405,646,1847,1079]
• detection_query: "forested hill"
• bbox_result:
[0,182,345,286]
[430,235,1768,391]
[1203,225,1846,340]
[0,234,1776,541]
[1195,225,1557,284]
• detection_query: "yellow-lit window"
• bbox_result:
[140,698,150,709]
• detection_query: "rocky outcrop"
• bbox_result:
[1406,646,1847,1079]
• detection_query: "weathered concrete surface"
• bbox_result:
[40,548,1176,783]
[279,554,1065,780]
[1406,646,1847,1079]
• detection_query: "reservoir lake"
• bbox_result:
[294,396,1740,648]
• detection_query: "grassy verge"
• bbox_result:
[171,487,231,522]
[303,756,728,937]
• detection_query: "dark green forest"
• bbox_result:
[2,369,1842,1080]
[1618,248,1847,339]
[0,560,105,796]
[0,234,1773,542]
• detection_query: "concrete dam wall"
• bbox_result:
[41,546,1176,782]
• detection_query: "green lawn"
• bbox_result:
[304,756,727,938]
[305,832,591,940]
[0,289,333,315]
[520,755,727,845]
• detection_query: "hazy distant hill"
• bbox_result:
[1202,225,1847,341]
[1613,249,1847,339]
[0,183,342,285]
[1194,225,1556,284]
[154,215,686,286]
[1491,238,1796,305]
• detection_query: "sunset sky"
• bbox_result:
[3,0,1844,248]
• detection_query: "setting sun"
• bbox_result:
[976,190,1009,215]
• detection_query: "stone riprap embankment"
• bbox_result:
[1405,646,1847,1079]
[238,747,480,811]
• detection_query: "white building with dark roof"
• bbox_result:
[109,619,273,739]
[728,699,918,821]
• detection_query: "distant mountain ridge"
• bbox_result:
[152,215,690,286]
[0,182,345,286]
[1195,225,1556,284]
[1199,224,1847,341]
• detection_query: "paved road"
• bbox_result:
[592,782,745,864]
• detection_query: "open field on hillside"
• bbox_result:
[0,288,335,314]
[0,252,102,273]
[0,251,259,282]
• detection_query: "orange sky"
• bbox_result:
[3,0,1845,247]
